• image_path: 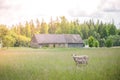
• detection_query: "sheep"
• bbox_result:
[72,54,88,65]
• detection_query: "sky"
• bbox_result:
[0,0,120,28]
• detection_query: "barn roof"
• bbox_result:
[33,34,83,44]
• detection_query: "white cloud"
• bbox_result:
[0,0,120,28]
[101,0,120,12]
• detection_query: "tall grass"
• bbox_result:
[0,48,120,80]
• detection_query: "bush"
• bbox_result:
[107,35,120,46]
[14,35,30,47]
[105,39,113,47]
[88,36,94,47]
[94,40,99,47]
[99,38,105,47]
[83,39,89,47]
[88,36,99,47]
[3,35,16,48]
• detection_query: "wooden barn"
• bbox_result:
[30,34,83,48]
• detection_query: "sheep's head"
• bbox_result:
[72,54,77,57]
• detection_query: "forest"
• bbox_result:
[0,16,120,48]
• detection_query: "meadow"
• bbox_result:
[0,47,120,80]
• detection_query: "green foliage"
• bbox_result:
[92,31,100,40]
[48,17,58,34]
[88,36,93,47]
[117,29,120,35]
[80,24,89,39]
[88,36,95,47]
[94,40,99,47]
[25,21,31,37]
[102,25,109,38]
[3,35,16,48]
[88,36,99,47]
[0,16,119,47]
[0,25,9,38]
[40,21,48,34]
[14,35,30,47]
[83,39,89,45]
[99,38,106,47]
[108,24,117,35]
[105,38,113,47]
[0,27,16,47]
[107,35,120,46]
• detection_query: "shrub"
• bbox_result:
[14,35,30,47]
[99,38,105,47]
[105,39,113,47]
[88,36,99,47]
[94,40,99,47]
[88,36,94,47]
[107,35,120,46]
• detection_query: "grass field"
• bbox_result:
[0,47,120,80]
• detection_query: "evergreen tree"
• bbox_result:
[40,20,48,34]
[25,21,31,37]
[29,20,35,36]
[109,23,117,35]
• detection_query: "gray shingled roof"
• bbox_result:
[64,34,83,43]
[34,34,83,44]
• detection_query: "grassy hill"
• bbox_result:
[0,47,120,80]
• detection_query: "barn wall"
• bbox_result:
[49,44,54,47]
[31,43,84,48]
[30,42,40,48]
[68,43,83,48]
[55,43,66,47]
[59,43,65,47]
[31,43,83,48]
[37,43,67,48]
[65,44,68,47]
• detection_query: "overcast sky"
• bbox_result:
[0,0,120,28]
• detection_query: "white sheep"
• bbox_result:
[72,54,88,65]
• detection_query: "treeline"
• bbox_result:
[0,16,120,48]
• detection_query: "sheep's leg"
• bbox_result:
[74,61,78,66]
[76,62,77,66]
[86,61,88,64]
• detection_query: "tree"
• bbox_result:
[86,20,95,37]
[48,17,58,34]
[0,25,9,38]
[107,35,120,46]
[16,23,24,35]
[0,38,2,48]
[56,16,69,34]
[105,38,113,47]
[72,20,81,34]
[81,24,89,39]
[88,36,95,47]
[116,29,120,35]
[14,35,30,47]
[29,20,35,36]
[40,20,48,34]
[36,19,41,33]
[3,35,16,48]
[25,21,31,37]
[83,39,89,47]
[102,25,108,39]
[92,31,100,40]
[98,22,104,38]
[0,25,10,47]
[94,40,99,47]
[99,38,105,47]
[88,36,99,47]
[109,23,117,35]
